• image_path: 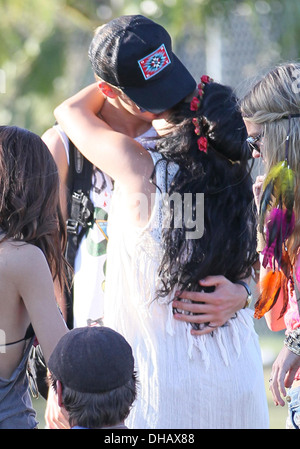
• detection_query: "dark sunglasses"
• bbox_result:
[246,134,262,153]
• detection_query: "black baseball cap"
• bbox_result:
[48,326,135,393]
[88,15,196,114]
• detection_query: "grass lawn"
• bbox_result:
[263,365,288,429]
[259,333,290,429]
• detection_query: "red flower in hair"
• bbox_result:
[190,96,200,111]
[192,117,201,135]
[197,136,207,153]
[201,75,212,84]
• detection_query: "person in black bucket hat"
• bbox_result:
[88,15,197,114]
[48,326,137,429]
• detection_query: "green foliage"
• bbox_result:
[1,0,300,135]
[18,30,66,96]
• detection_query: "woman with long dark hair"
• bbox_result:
[0,126,68,428]
[54,78,269,428]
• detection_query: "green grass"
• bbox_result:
[264,366,288,429]
[259,333,289,429]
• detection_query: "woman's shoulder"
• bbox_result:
[0,240,47,272]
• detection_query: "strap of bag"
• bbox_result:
[65,139,94,328]
[66,140,94,265]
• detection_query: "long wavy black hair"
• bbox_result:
[154,81,257,297]
[0,126,68,291]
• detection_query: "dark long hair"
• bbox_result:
[0,126,68,290]
[155,82,257,297]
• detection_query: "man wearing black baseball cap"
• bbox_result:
[43,15,250,428]
[89,15,197,114]
[48,326,137,429]
[42,15,196,428]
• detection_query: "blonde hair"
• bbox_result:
[241,62,300,262]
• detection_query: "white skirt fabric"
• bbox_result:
[125,306,269,429]
[104,151,269,429]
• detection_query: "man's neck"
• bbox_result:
[99,99,152,138]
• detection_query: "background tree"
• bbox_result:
[1,0,299,135]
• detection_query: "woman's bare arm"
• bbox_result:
[54,84,154,196]
[13,244,68,363]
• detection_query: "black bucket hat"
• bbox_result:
[48,326,135,393]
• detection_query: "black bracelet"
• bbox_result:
[235,280,253,308]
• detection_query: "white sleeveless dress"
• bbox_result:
[53,125,157,328]
[104,151,269,429]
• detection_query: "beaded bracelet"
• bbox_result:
[284,328,300,356]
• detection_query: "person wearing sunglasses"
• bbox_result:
[246,132,263,157]
[241,62,300,429]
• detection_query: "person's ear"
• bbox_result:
[56,380,64,408]
[56,380,70,425]
[98,82,117,99]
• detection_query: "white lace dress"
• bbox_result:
[104,151,269,429]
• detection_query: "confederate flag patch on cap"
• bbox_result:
[138,44,171,80]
